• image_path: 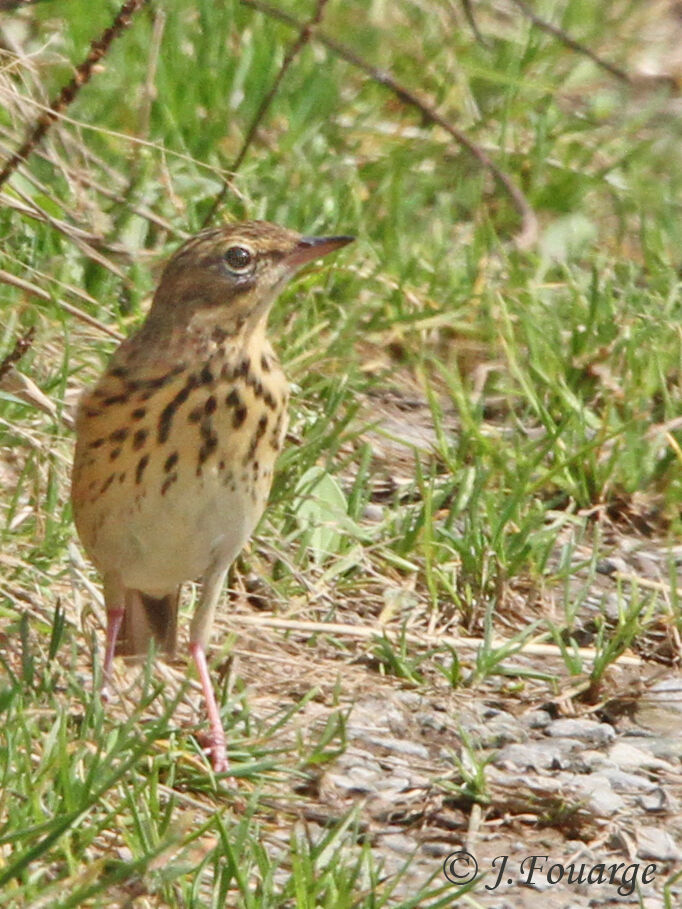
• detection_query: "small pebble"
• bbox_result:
[416,712,447,732]
[602,769,659,792]
[351,732,429,759]
[378,833,419,856]
[572,773,625,816]
[608,741,674,773]
[546,718,615,746]
[362,503,384,522]
[636,826,682,862]
[495,739,582,771]
[638,788,669,813]
[521,709,553,729]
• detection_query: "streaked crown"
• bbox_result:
[147,220,353,334]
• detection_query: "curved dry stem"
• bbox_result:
[242,0,538,250]
[0,0,150,190]
[202,0,330,227]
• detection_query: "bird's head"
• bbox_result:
[147,220,353,338]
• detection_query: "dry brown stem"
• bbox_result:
[242,0,538,249]
[0,0,150,189]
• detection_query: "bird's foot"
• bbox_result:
[196,728,230,774]
[190,641,232,777]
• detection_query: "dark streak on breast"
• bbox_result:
[262,388,277,410]
[103,393,129,406]
[244,413,268,464]
[197,418,219,469]
[225,388,241,408]
[100,474,115,494]
[158,374,198,443]
[135,454,150,484]
[270,412,284,450]
[140,365,185,390]
[233,404,247,429]
[161,474,177,495]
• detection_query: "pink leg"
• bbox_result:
[101,607,124,700]
[189,641,229,773]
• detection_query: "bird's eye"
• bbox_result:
[224,245,253,273]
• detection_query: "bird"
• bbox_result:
[71,220,353,773]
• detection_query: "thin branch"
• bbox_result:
[4,187,131,280]
[242,0,537,249]
[0,0,49,9]
[0,0,150,190]
[459,0,491,48]
[0,190,131,258]
[509,0,630,83]
[138,5,166,139]
[0,81,242,180]
[1,152,184,240]
[230,613,643,667]
[202,0,330,227]
[0,327,34,382]
[0,269,123,340]
[0,363,71,429]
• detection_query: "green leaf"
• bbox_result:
[293,466,349,564]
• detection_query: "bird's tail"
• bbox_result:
[116,588,180,658]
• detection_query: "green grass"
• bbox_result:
[2,0,682,904]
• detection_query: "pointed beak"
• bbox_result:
[285,234,355,269]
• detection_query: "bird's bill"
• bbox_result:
[285,234,355,268]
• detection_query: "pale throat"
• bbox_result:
[181,302,274,362]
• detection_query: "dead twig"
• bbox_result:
[458,0,491,48]
[510,0,630,83]
[0,327,34,381]
[0,326,63,429]
[0,81,240,181]
[138,6,166,139]
[241,0,537,249]
[0,0,48,9]
[3,187,131,280]
[230,613,643,667]
[202,0,330,227]
[0,0,150,190]
[0,268,123,340]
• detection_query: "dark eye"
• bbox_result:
[224,245,253,273]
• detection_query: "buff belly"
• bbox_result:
[77,458,272,592]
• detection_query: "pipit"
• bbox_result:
[71,220,353,772]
